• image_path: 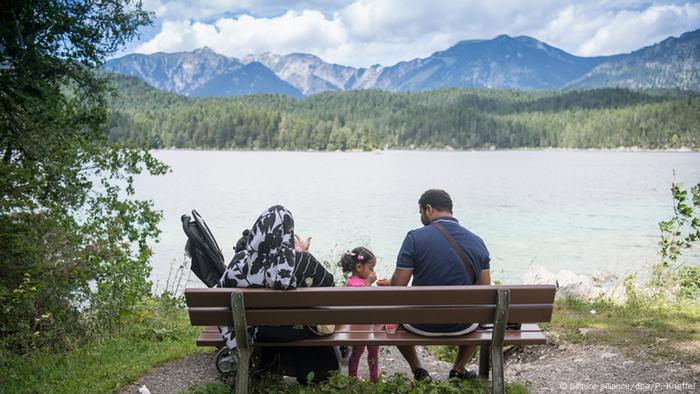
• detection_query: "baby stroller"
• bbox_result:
[181,210,238,374]
[181,210,344,375]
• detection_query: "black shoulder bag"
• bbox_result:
[433,222,522,331]
[431,222,479,284]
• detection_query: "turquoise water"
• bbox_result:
[133,150,700,289]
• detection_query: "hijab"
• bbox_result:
[219,205,297,290]
[218,205,298,349]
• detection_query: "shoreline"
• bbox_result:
[151,146,699,153]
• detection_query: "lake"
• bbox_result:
[133,150,700,290]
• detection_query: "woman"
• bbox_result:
[218,205,338,383]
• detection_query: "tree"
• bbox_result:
[0,1,166,351]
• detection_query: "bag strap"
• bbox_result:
[431,222,479,284]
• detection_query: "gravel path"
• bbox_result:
[505,343,699,393]
[122,344,699,393]
[120,352,220,394]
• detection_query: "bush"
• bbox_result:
[0,296,201,393]
[674,265,700,299]
[650,179,700,300]
[183,372,531,394]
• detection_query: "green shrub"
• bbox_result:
[675,265,700,299]
[182,372,531,394]
[0,297,202,394]
[648,180,700,300]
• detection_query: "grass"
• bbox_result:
[543,296,700,363]
[0,297,204,394]
[181,373,530,394]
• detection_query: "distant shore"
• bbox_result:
[153,146,699,153]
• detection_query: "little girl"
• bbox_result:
[339,247,380,382]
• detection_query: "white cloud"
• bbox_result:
[136,10,348,57]
[537,2,700,56]
[134,0,700,67]
[141,0,353,20]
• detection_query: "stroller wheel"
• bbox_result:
[215,347,239,374]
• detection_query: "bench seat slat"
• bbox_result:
[185,285,556,308]
[200,323,544,334]
[188,305,553,326]
[195,326,547,347]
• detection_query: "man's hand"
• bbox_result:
[376,278,390,286]
[294,234,311,252]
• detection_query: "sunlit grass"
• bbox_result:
[544,297,700,363]
[0,298,204,394]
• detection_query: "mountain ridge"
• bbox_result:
[566,29,700,90]
[105,47,303,97]
[103,30,700,96]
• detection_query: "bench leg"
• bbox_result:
[490,288,510,394]
[491,344,504,394]
[479,344,490,379]
[235,348,251,394]
[231,292,251,394]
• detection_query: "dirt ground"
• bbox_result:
[121,342,699,393]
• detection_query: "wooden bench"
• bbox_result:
[185,285,556,394]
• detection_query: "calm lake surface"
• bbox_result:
[133,150,700,290]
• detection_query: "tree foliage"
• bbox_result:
[106,75,700,150]
[653,180,700,299]
[0,1,166,352]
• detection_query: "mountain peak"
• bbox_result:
[679,28,700,39]
[242,52,283,65]
[287,52,323,61]
[449,34,518,50]
[191,46,221,57]
[514,35,544,46]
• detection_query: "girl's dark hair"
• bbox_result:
[338,246,376,273]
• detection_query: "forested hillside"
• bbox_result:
[107,74,700,150]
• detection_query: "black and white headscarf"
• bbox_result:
[218,205,298,349]
[220,205,297,290]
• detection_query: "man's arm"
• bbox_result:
[391,268,412,287]
[479,269,490,285]
[393,231,416,287]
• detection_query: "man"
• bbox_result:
[391,189,491,381]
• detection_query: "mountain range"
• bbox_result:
[104,29,700,97]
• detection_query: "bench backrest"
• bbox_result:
[185,285,556,326]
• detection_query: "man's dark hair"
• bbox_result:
[419,189,453,212]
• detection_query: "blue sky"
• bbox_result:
[115,0,700,67]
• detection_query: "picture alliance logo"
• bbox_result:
[558,382,697,391]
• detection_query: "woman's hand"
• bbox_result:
[294,234,311,252]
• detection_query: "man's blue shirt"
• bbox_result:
[396,216,490,286]
[396,216,490,333]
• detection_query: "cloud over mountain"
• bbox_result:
[132,1,700,67]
